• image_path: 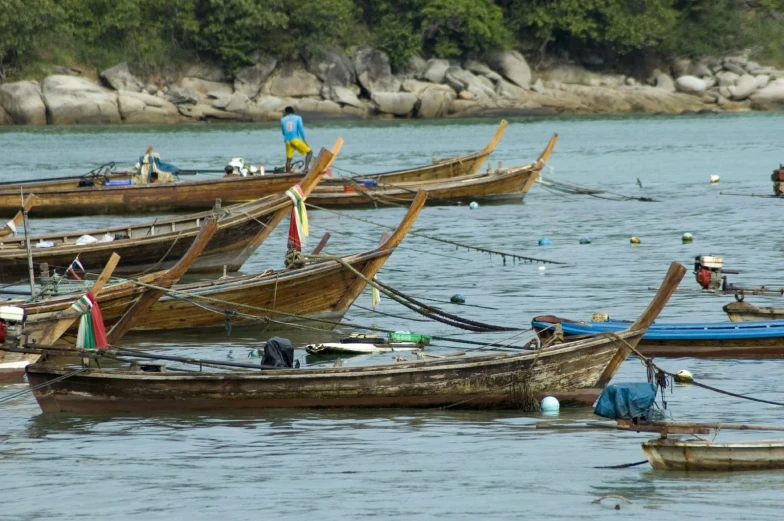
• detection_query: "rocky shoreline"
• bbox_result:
[1,47,783,126]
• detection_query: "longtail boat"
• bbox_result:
[0,144,337,281]
[0,218,217,380]
[618,420,784,471]
[0,122,506,217]
[723,300,784,322]
[22,262,685,414]
[532,315,784,358]
[22,191,426,336]
[0,195,34,238]
[307,133,555,207]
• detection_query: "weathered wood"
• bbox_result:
[105,217,217,343]
[306,136,555,208]
[0,194,35,238]
[25,262,679,414]
[724,300,784,322]
[311,233,331,254]
[0,146,335,281]
[0,125,501,216]
[595,262,686,388]
[642,438,784,471]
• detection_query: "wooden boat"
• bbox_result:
[0,195,34,238]
[724,300,784,322]
[16,191,426,338]
[0,145,336,281]
[0,122,507,217]
[306,134,557,208]
[532,315,784,357]
[619,420,784,471]
[22,262,686,414]
[0,218,218,380]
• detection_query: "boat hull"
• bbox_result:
[532,316,784,358]
[26,330,640,414]
[642,438,784,471]
[724,301,784,322]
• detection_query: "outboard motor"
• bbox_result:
[0,306,27,348]
[772,165,784,197]
[694,255,739,291]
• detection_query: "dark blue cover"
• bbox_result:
[103,179,132,186]
[594,382,657,420]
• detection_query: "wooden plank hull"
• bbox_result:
[0,146,336,281]
[724,301,784,322]
[0,122,508,217]
[308,164,538,207]
[26,329,643,413]
[642,439,784,471]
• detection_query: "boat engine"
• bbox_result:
[0,306,27,348]
[694,255,740,291]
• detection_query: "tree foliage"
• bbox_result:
[2,0,784,79]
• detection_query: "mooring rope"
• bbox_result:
[0,367,88,405]
[306,203,564,265]
[606,332,784,407]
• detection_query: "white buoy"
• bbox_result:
[674,369,693,383]
[541,396,560,413]
[682,232,693,243]
[538,266,546,272]
[630,236,641,244]
[710,175,720,184]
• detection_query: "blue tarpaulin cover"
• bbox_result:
[594,382,657,420]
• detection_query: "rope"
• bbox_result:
[0,367,87,405]
[606,333,784,407]
[306,203,564,265]
[537,171,657,203]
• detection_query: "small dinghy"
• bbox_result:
[306,332,429,354]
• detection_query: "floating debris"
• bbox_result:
[539,238,551,246]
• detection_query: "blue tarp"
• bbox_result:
[138,155,180,175]
[594,382,657,420]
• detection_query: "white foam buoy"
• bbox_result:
[541,396,560,413]
[469,201,479,210]
[538,266,546,272]
[682,232,693,243]
[630,236,641,244]
[710,175,720,184]
[674,369,693,383]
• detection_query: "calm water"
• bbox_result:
[2,113,784,520]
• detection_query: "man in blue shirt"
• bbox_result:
[280,106,312,173]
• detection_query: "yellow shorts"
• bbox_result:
[285,138,311,159]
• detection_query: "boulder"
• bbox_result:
[716,71,740,87]
[464,60,502,82]
[723,62,747,76]
[496,79,529,100]
[728,74,758,101]
[262,63,323,97]
[419,59,450,84]
[224,92,252,113]
[0,105,11,125]
[0,81,47,125]
[755,75,770,89]
[42,75,120,124]
[654,73,676,93]
[210,92,232,109]
[303,46,355,87]
[718,86,732,99]
[675,75,709,95]
[322,85,362,107]
[178,103,242,121]
[234,58,277,99]
[181,77,233,97]
[405,55,427,77]
[443,67,495,99]
[487,50,531,90]
[185,63,225,82]
[538,64,601,86]
[671,58,692,78]
[447,99,481,116]
[100,63,143,92]
[371,92,417,116]
[417,88,455,118]
[118,91,180,124]
[294,98,342,116]
[255,95,287,114]
[750,78,784,108]
[690,62,713,77]
[144,84,159,95]
[167,85,200,105]
[353,47,400,94]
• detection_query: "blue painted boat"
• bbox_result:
[532,315,784,358]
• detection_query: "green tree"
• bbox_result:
[0,0,64,77]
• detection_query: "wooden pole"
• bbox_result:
[22,208,35,295]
